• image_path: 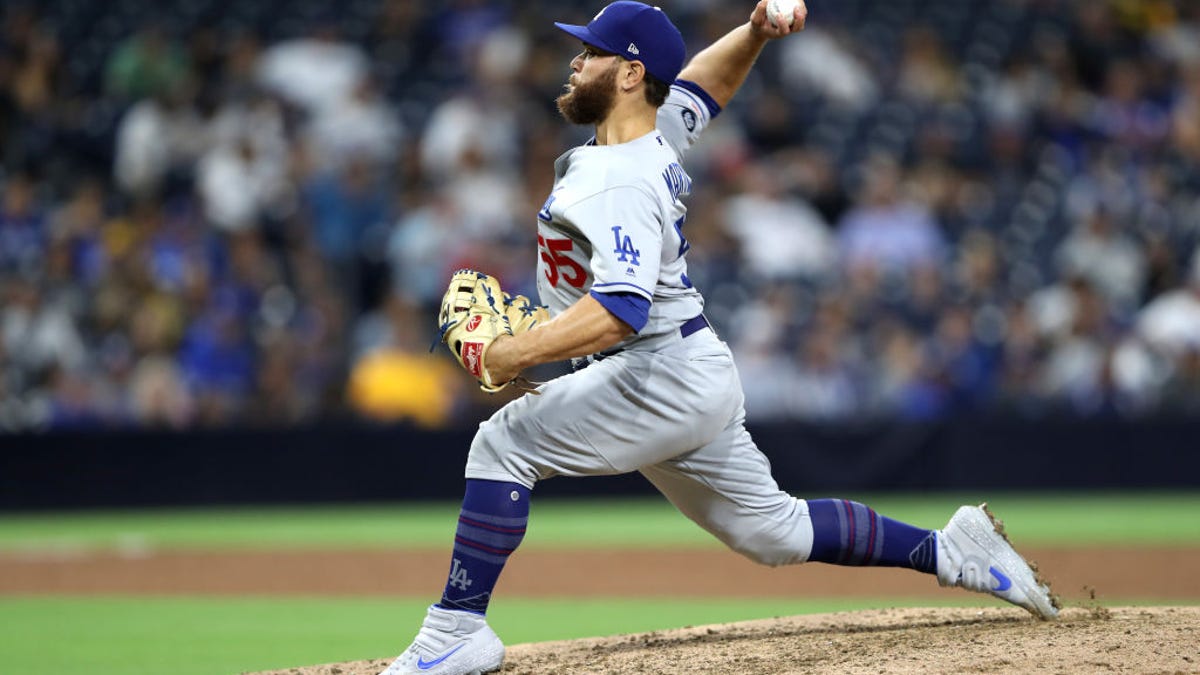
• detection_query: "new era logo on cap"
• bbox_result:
[555,1,685,84]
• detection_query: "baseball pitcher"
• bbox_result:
[381,3,1058,673]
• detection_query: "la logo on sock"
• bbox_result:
[449,558,474,591]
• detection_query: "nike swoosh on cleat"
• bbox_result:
[416,644,465,670]
[990,566,1012,592]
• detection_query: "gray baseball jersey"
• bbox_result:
[534,84,708,343]
[466,83,816,567]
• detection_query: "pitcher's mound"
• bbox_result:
[247,606,1199,674]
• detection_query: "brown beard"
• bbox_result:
[556,60,619,125]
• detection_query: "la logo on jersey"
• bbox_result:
[611,226,640,266]
[449,558,473,591]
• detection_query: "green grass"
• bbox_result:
[0,595,994,675]
[1,492,1197,552]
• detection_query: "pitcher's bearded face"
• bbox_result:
[557,59,619,125]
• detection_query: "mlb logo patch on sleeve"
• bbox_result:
[681,108,696,131]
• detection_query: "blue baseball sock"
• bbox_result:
[806,499,937,573]
[437,479,530,615]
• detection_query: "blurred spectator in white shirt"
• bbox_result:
[1112,249,1200,411]
[723,160,835,282]
[1,277,85,376]
[778,27,878,112]
[1055,206,1146,311]
[304,77,404,173]
[255,27,368,117]
[197,134,291,232]
[113,86,208,200]
[1137,247,1200,359]
[419,27,527,181]
[1038,296,1109,411]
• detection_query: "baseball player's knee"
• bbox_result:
[727,527,807,567]
[715,501,813,567]
[465,425,540,489]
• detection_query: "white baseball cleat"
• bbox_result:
[937,504,1060,620]
[378,605,504,675]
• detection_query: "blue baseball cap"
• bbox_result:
[554,1,685,84]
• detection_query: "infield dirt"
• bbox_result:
[4,546,1199,599]
[247,606,1200,674]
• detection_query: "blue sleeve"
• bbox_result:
[589,290,651,333]
[673,79,722,118]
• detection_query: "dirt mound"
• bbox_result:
[246,606,1200,675]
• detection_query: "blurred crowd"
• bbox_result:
[1,0,1199,431]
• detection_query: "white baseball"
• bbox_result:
[766,0,800,28]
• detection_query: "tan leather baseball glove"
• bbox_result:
[436,270,548,393]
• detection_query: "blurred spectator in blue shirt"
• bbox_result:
[177,292,256,425]
[837,156,946,278]
[0,173,44,275]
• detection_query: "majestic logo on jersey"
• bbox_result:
[627,42,640,55]
[681,108,697,132]
[537,194,556,223]
[449,558,473,591]
[465,315,483,332]
[662,162,692,201]
[462,342,485,378]
[611,226,641,266]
